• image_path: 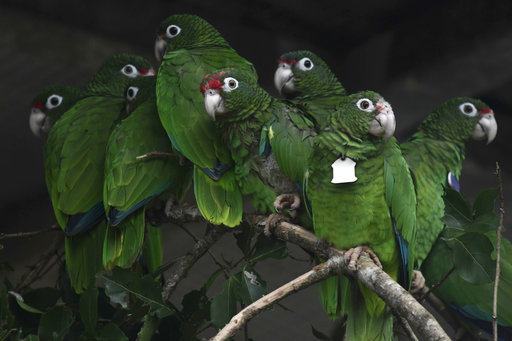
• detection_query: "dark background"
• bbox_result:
[1,0,511,339]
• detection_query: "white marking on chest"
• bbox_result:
[331,157,358,184]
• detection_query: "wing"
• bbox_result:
[383,138,417,287]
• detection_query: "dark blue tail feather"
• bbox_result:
[65,201,105,236]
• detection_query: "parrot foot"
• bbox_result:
[264,213,290,237]
[344,246,382,271]
[273,193,300,219]
[411,270,426,294]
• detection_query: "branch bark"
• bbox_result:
[0,224,60,240]
[212,217,450,341]
[493,162,505,341]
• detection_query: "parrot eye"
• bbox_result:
[297,57,314,71]
[46,94,63,109]
[222,77,239,92]
[121,64,139,78]
[166,25,181,38]
[126,86,139,101]
[459,102,477,117]
[356,98,375,112]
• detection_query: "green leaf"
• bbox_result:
[204,268,225,292]
[442,188,472,228]
[79,286,98,336]
[210,277,239,329]
[10,288,61,315]
[311,325,333,340]
[96,323,128,341]
[180,289,210,338]
[37,306,74,341]
[234,223,256,257]
[467,213,499,233]
[443,232,496,284]
[136,314,159,341]
[102,268,134,309]
[237,265,267,306]
[473,188,498,217]
[249,234,287,263]
[9,291,44,314]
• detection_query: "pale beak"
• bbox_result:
[204,89,227,121]
[274,63,295,95]
[154,35,168,64]
[369,99,396,140]
[29,108,48,137]
[144,68,156,77]
[472,111,497,144]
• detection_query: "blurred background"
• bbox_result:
[1,0,511,339]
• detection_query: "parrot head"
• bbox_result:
[29,85,81,138]
[200,68,259,121]
[85,54,155,97]
[330,91,396,141]
[419,97,497,145]
[155,14,228,61]
[274,50,342,96]
[123,76,156,116]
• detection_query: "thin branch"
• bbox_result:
[0,224,60,240]
[397,315,419,341]
[212,218,450,341]
[418,267,455,302]
[493,162,505,341]
[136,151,178,160]
[211,256,344,341]
[161,224,228,302]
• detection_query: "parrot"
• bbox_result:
[201,68,317,216]
[401,98,498,267]
[401,98,509,337]
[155,14,257,227]
[103,76,192,272]
[304,91,416,340]
[44,53,155,292]
[29,85,82,139]
[273,50,347,128]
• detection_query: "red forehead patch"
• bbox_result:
[278,58,296,65]
[31,102,44,109]
[200,78,223,93]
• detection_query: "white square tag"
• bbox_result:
[331,157,357,184]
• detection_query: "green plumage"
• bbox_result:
[156,14,257,226]
[44,54,154,292]
[275,50,347,128]
[305,92,416,340]
[103,76,192,270]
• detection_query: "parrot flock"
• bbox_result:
[29,13,507,340]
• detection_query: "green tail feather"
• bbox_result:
[65,221,106,294]
[103,209,145,270]
[193,166,242,227]
[318,275,341,319]
[142,223,163,274]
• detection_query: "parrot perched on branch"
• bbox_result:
[304,92,416,340]
[274,50,347,128]
[401,98,510,337]
[43,54,154,292]
[201,68,317,215]
[155,14,257,227]
[103,76,192,272]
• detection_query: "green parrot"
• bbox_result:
[201,68,318,216]
[401,98,498,267]
[273,50,347,128]
[103,76,192,272]
[44,54,155,292]
[401,98,509,336]
[155,14,257,227]
[304,92,416,340]
[29,85,82,138]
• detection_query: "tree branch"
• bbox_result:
[212,217,450,341]
[0,224,60,240]
[211,256,343,341]
[493,162,505,341]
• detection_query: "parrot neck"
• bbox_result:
[295,77,346,102]
[219,88,273,124]
[410,134,466,175]
[316,128,379,161]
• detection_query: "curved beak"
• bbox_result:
[154,35,168,64]
[369,99,396,140]
[274,63,295,95]
[204,89,227,121]
[472,110,497,144]
[29,108,48,137]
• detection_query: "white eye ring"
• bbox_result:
[121,64,139,78]
[46,94,63,109]
[126,86,139,101]
[459,102,478,117]
[166,25,181,38]
[297,57,314,71]
[356,98,375,112]
[222,77,239,92]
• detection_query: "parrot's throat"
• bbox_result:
[318,128,379,161]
